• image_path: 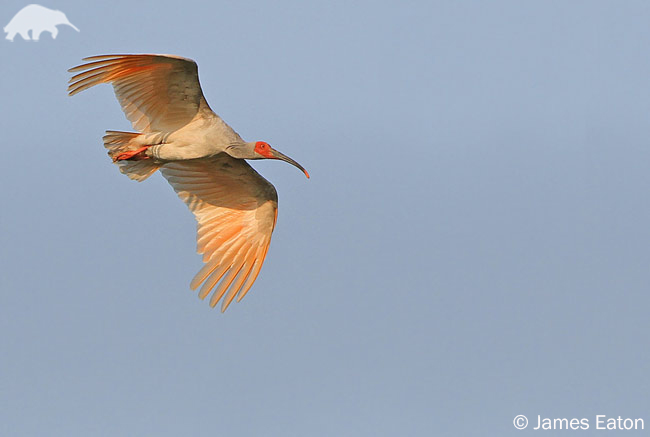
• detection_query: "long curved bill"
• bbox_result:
[270,148,310,179]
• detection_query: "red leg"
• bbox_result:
[113,146,151,162]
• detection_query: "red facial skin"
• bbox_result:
[254,141,274,158]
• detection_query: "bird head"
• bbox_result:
[227,141,309,178]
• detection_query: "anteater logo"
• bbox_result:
[4,4,79,42]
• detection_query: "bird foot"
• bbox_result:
[113,146,150,162]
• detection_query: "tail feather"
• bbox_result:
[103,131,160,182]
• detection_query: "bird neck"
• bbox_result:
[225,142,258,160]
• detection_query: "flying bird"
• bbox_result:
[68,54,308,312]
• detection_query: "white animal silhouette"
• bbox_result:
[4,4,79,41]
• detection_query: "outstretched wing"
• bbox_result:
[160,155,279,312]
[68,54,213,133]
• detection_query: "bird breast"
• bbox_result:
[149,114,244,162]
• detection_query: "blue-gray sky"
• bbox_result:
[2,0,650,435]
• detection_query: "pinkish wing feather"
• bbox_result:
[160,155,278,312]
[68,54,211,133]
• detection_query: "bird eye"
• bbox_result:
[255,142,271,155]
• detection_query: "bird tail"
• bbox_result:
[103,131,161,182]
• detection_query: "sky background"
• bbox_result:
[2,0,650,435]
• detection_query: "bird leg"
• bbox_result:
[112,146,151,162]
